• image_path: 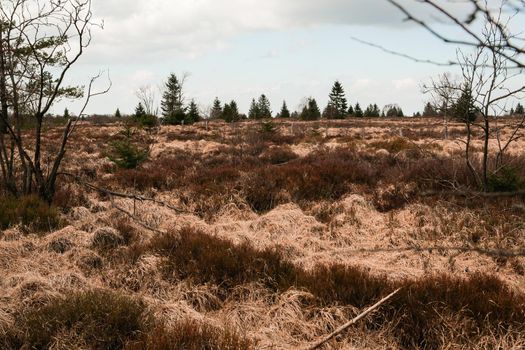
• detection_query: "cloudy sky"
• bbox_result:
[58,0,483,116]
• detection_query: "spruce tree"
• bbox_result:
[328,81,348,118]
[257,94,272,119]
[279,101,290,119]
[515,103,524,115]
[354,103,363,118]
[161,73,185,125]
[348,104,354,115]
[453,89,477,123]
[322,103,339,119]
[63,108,70,119]
[222,100,240,123]
[211,97,222,119]
[135,103,146,119]
[300,98,321,121]
[248,98,260,119]
[186,100,200,124]
[115,108,122,118]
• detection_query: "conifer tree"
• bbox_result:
[115,108,122,118]
[328,81,348,118]
[186,100,200,124]
[322,103,339,119]
[257,94,272,119]
[279,101,290,118]
[222,100,240,123]
[515,103,524,115]
[161,73,185,125]
[63,108,70,119]
[300,98,321,120]
[354,103,363,118]
[210,97,222,119]
[248,98,260,119]
[348,104,354,115]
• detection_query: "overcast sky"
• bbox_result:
[57,0,485,116]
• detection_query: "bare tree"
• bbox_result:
[422,72,459,140]
[135,84,158,116]
[0,0,108,203]
[387,0,525,69]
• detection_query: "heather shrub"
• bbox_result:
[18,290,150,349]
[125,321,254,350]
[0,195,62,232]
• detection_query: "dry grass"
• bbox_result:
[1,118,525,349]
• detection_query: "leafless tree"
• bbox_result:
[387,0,525,69]
[135,84,158,116]
[0,0,109,203]
[422,72,460,140]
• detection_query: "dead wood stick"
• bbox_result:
[59,172,190,213]
[303,288,402,350]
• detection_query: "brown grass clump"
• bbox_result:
[12,289,150,349]
[126,321,254,350]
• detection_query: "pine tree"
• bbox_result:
[300,98,321,121]
[161,73,185,125]
[515,103,524,115]
[115,108,122,118]
[453,89,477,123]
[63,108,70,119]
[347,104,354,115]
[135,103,146,119]
[186,100,200,124]
[248,98,260,119]
[354,103,363,118]
[222,100,240,123]
[210,97,222,119]
[257,94,272,119]
[328,81,348,118]
[322,103,339,119]
[423,102,438,117]
[279,101,290,119]
[364,104,380,117]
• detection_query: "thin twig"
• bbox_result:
[302,288,402,350]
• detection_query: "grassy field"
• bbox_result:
[1,117,525,349]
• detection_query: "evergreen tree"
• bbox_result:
[248,98,260,119]
[300,98,321,121]
[115,108,122,118]
[63,108,70,119]
[347,104,354,115]
[423,102,438,117]
[322,103,339,119]
[354,103,363,118]
[134,102,157,127]
[328,81,348,118]
[186,100,200,124]
[453,88,477,123]
[135,103,146,119]
[210,97,222,119]
[515,103,524,115]
[222,100,240,123]
[279,101,290,119]
[364,104,380,117]
[257,94,272,119]
[161,73,185,125]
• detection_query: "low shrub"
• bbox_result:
[487,165,524,192]
[0,195,62,232]
[18,290,150,349]
[108,127,150,169]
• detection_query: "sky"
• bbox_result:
[55,0,503,116]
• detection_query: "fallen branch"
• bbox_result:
[302,288,402,350]
[110,198,167,235]
[59,172,190,214]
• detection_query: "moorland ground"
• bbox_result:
[1,117,525,349]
